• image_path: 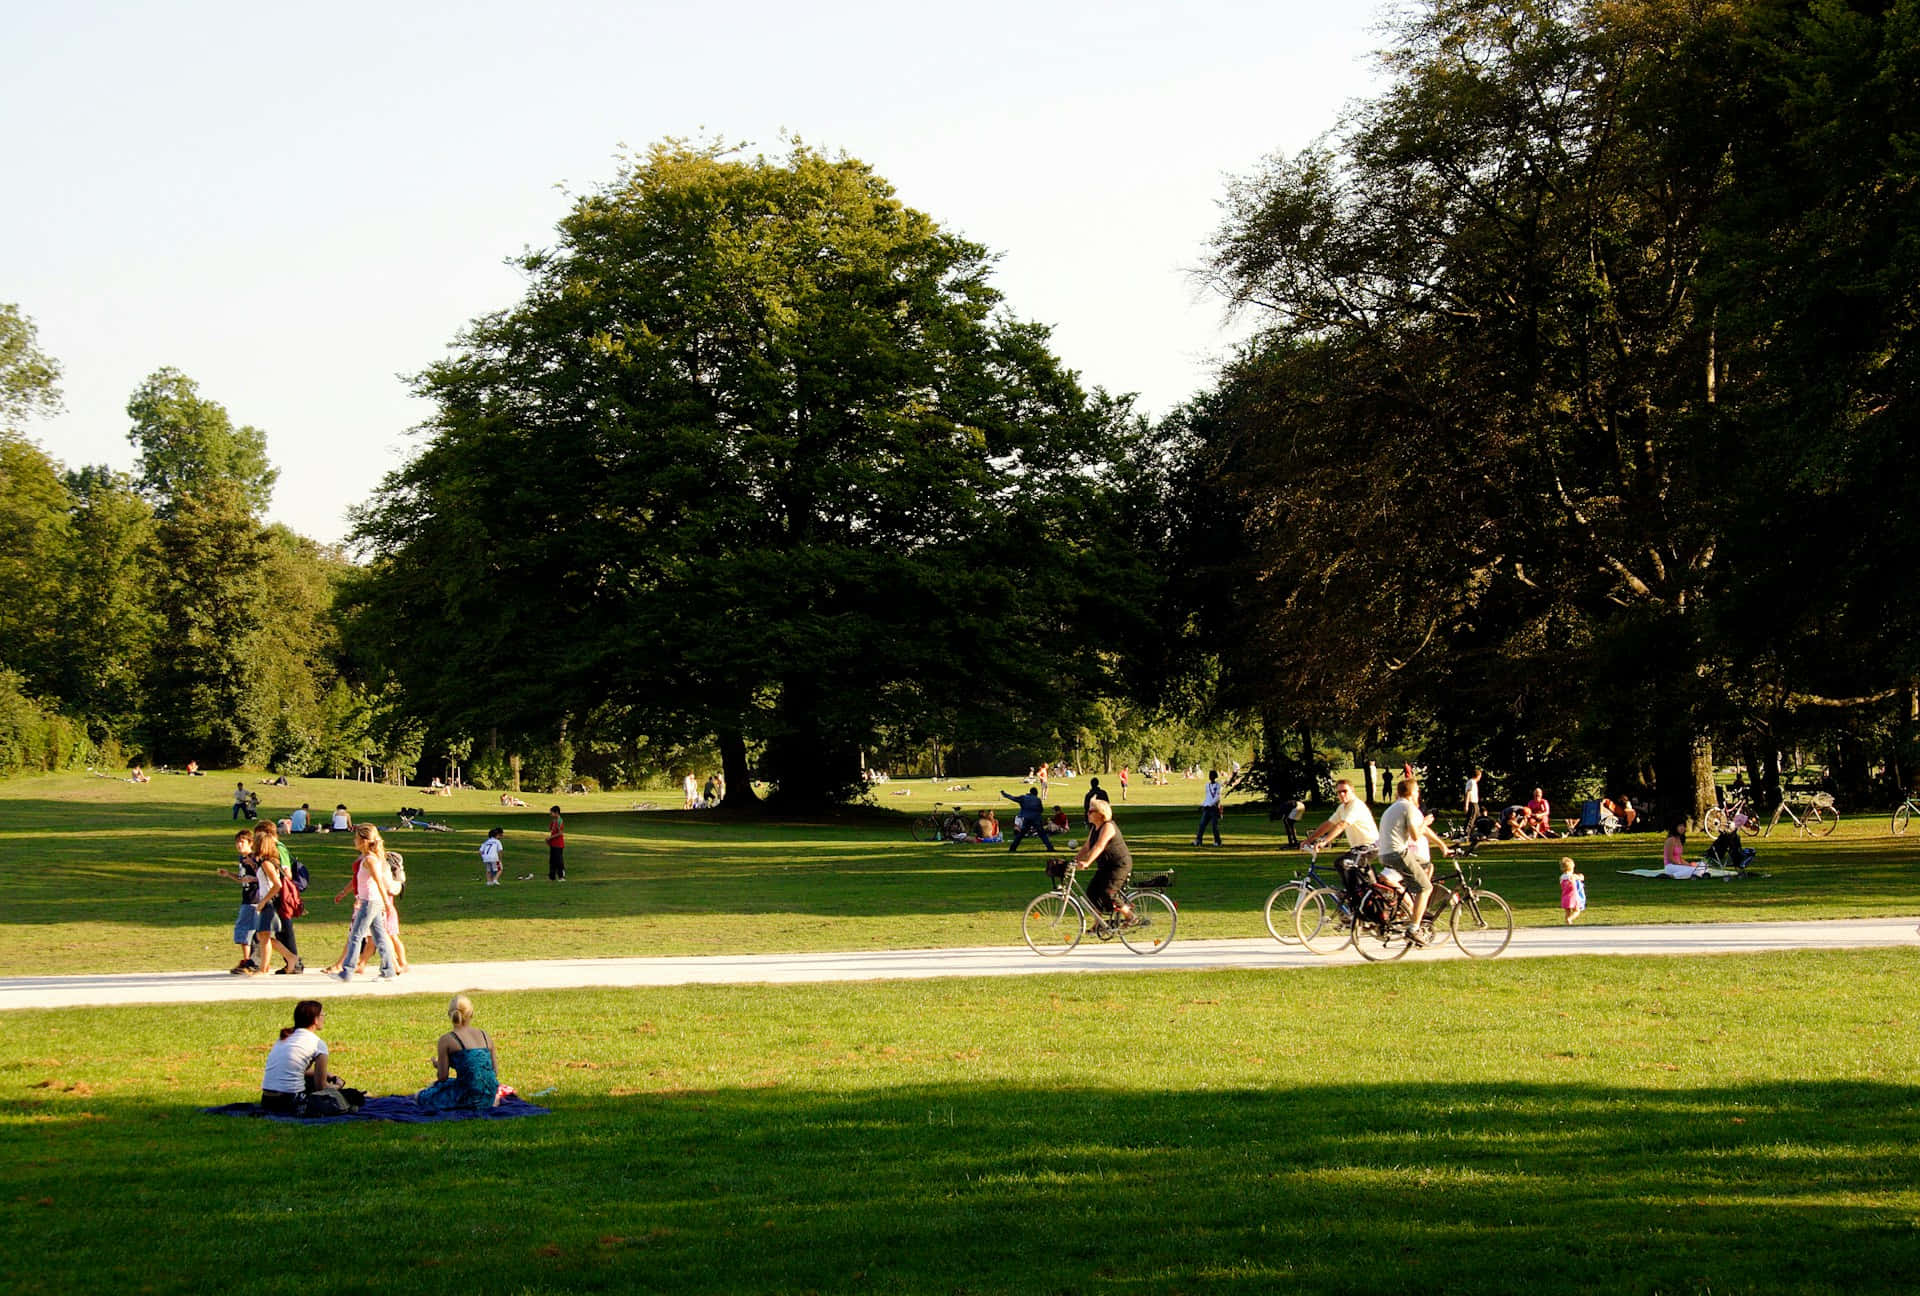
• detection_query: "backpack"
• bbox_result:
[273,859,307,920]
[386,851,406,896]
[287,853,311,892]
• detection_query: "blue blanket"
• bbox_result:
[203,1094,551,1124]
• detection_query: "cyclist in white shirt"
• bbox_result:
[1300,780,1379,853]
[1377,776,1451,944]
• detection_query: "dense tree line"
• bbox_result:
[1185,0,1920,820]
[4,2,1913,810]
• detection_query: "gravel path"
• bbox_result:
[1,916,1913,1011]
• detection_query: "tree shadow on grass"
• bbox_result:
[2,1080,1914,1293]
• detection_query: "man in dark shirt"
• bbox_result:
[1000,786,1054,852]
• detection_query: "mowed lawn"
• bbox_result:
[3,771,1919,977]
[2,774,1918,1292]
[1,951,1916,1294]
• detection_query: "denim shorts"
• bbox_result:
[233,904,259,945]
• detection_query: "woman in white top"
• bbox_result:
[260,1000,338,1114]
[330,804,353,832]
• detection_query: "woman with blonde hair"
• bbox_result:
[1074,798,1134,927]
[416,993,501,1111]
[327,824,399,981]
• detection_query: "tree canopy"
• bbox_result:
[351,141,1150,807]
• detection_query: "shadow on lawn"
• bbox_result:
[2,1079,1915,1293]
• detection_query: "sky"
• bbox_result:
[3,0,1391,546]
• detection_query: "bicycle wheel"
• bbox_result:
[1450,889,1514,958]
[1022,892,1085,955]
[909,815,935,843]
[1893,803,1912,836]
[1808,805,1839,837]
[1702,807,1728,836]
[1119,891,1177,954]
[1351,906,1410,962]
[1295,887,1352,954]
[1263,883,1305,944]
[1764,803,1785,837]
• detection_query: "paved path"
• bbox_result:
[2,917,1914,1011]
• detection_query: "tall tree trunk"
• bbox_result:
[716,729,757,812]
[1653,735,1716,829]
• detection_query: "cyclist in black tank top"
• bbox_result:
[1077,798,1134,922]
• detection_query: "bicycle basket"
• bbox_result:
[1132,870,1174,890]
[1810,791,1835,809]
[1045,857,1069,880]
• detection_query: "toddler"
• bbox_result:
[479,827,505,886]
[1559,857,1587,923]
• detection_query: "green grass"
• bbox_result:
[1,770,1916,977]
[2,949,1916,1293]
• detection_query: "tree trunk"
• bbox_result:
[716,729,758,812]
[1653,735,1716,829]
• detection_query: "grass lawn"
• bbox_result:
[1,770,1916,977]
[1,948,1916,1293]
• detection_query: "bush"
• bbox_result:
[0,672,96,777]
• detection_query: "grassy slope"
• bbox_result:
[2,770,1916,977]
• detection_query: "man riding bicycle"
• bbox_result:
[1377,775,1451,945]
[1299,779,1379,857]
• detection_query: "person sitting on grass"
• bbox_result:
[1662,823,1705,878]
[1049,805,1071,836]
[975,809,1002,844]
[1524,788,1556,837]
[417,994,502,1112]
[260,1000,351,1116]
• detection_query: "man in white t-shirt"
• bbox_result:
[1378,776,1450,944]
[1192,770,1225,846]
[1463,768,1482,822]
[1301,780,1379,853]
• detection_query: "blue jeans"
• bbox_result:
[1194,804,1222,845]
[339,897,396,976]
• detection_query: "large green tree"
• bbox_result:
[351,141,1146,806]
[126,367,276,516]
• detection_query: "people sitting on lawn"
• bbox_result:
[417,994,502,1112]
[129,764,150,783]
[1662,823,1705,878]
[260,1000,351,1116]
[1498,805,1532,840]
[1049,805,1071,835]
[975,808,1002,844]
[1524,788,1556,837]
[499,793,527,807]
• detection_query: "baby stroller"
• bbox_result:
[1703,830,1758,874]
[1569,799,1619,836]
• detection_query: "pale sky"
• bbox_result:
[4,0,1390,546]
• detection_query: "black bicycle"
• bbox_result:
[1294,854,1512,959]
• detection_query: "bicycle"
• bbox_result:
[1891,792,1920,835]
[1764,789,1839,838]
[1293,853,1513,959]
[1701,793,1761,837]
[1261,841,1349,944]
[909,802,973,843]
[1021,857,1177,956]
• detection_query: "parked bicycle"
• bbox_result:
[909,802,973,843]
[1293,853,1512,960]
[1891,791,1920,835]
[1021,857,1177,956]
[1764,788,1838,838]
[1701,792,1761,837]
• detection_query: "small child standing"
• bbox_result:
[546,807,566,881]
[1559,857,1587,924]
[479,827,505,886]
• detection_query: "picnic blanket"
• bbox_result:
[203,1094,551,1124]
[1616,867,1747,880]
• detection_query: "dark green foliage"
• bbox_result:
[351,141,1152,807]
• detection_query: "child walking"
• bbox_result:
[1559,857,1587,924]
[480,827,504,886]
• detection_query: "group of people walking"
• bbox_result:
[218,819,407,980]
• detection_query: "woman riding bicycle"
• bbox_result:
[1076,798,1133,924]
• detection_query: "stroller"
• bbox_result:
[1702,830,1758,874]
[1569,799,1619,836]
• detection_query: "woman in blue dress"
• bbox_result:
[416,994,500,1111]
